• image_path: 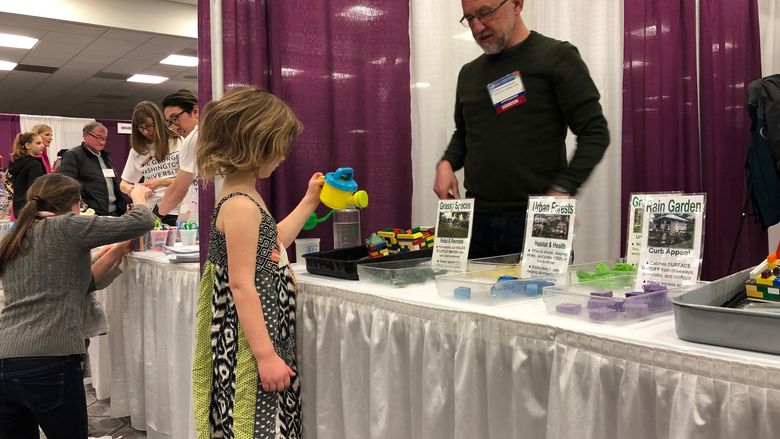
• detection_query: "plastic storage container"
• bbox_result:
[304,247,433,280]
[673,267,780,355]
[357,258,448,287]
[436,269,555,306]
[566,259,637,285]
[333,207,361,249]
[467,253,522,276]
[544,275,698,324]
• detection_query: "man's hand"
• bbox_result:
[433,160,461,199]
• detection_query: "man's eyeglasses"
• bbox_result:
[86,132,107,143]
[164,110,187,128]
[460,0,510,27]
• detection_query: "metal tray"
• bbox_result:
[672,267,780,355]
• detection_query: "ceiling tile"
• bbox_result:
[50,22,106,37]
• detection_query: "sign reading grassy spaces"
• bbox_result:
[432,198,475,271]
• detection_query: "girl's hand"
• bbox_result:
[108,240,133,257]
[256,352,296,393]
[304,172,324,205]
[130,184,153,205]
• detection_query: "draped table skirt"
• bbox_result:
[295,270,780,439]
[89,252,199,439]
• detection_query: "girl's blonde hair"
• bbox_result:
[196,87,301,180]
[131,101,178,161]
[11,132,40,161]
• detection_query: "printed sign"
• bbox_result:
[432,199,475,271]
[636,194,706,288]
[521,196,576,279]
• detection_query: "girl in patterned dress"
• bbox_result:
[192,86,324,439]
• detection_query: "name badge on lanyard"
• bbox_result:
[487,71,526,114]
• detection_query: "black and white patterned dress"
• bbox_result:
[192,192,301,439]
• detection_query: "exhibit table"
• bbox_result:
[89,251,199,439]
[84,258,780,439]
[295,270,780,439]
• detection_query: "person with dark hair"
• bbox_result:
[120,101,182,226]
[52,148,68,173]
[8,132,47,215]
[59,122,127,216]
[154,89,199,219]
[0,173,154,438]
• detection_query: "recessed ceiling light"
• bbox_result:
[127,74,168,84]
[0,33,38,49]
[0,60,17,71]
[160,54,198,67]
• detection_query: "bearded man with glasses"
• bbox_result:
[59,122,127,216]
[433,0,610,258]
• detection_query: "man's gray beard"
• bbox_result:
[478,36,505,54]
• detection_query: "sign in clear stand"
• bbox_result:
[626,192,682,265]
[520,196,577,281]
[431,199,475,271]
[635,193,706,289]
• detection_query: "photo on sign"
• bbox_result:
[648,213,696,249]
[437,211,470,238]
[531,214,570,240]
[632,206,644,233]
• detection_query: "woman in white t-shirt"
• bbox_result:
[120,101,182,226]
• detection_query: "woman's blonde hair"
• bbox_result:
[30,124,52,136]
[196,87,301,180]
[11,132,40,161]
[131,101,178,161]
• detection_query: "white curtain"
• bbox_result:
[19,114,95,165]
[759,0,780,252]
[409,0,624,263]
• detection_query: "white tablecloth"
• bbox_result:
[89,252,199,439]
[295,269,780,439]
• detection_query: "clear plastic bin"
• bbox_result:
[357,257,448,287]
[466,253,522,276]
[544,275,700,324]
[436,269,555,305]
[566,259,637,285]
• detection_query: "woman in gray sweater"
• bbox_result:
[0,173,155,439]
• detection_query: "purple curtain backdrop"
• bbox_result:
[96,119,132,176]
[0,114,20,170]
[699,0,765,280]
[197,0,214,264]
[621,1,701,255]
[200,0,412,262]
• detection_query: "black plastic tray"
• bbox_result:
[303,246,433,280]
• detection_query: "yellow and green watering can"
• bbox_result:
[303,167,368,230]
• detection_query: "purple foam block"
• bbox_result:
[556,303,582,315]
[642,282,667,293]
[590,290,614,297]
[646,290,670,311]
[624,302,650,319]
[589,307,618,321]
[625,291,645,297]
[587,297,614,309]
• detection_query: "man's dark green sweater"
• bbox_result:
[442,31,609,214]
